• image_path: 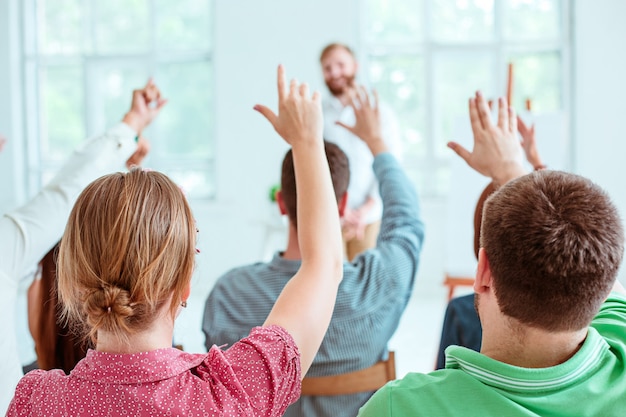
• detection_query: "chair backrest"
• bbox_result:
[301,352,396,396]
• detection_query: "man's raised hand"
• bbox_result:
[448,91,526,186]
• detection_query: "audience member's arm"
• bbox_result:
[448,92,527,186]
[0,80,165,280]
[255,65,343,376]
[0,135,6,153]
[337,86,388,239]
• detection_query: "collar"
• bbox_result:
[70,347,206,384]
[444,327,609,393]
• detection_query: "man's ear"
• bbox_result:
[338,192,348,217]
[475,248,493,294]
[275,190,287,216]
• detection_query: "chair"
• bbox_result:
[443,273,475,301]
[301,352,396,396]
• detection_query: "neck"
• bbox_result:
[95,308,176,354]
[331,91,351,107]
[281,222,302,260]
[481,317,588,368]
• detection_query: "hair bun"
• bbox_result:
[83,285,135,330]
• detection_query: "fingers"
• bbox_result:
[277,64,287,100]
[469,98,482,137]
[509,106,517,134]
[155,98,168,111]
[516,115,527,134]
[299,82,310,97]
[335,120,354,134]
[447,141,472,165]
[372,89,380,110]
[497,97,508,132]
[253,104,278,128]
[476,91,491,130]
[289,78,298,96]
[358,85,370,108]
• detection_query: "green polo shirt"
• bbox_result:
[359,293,626,416]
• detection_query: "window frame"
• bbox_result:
[361,0,572,197]
[20,0,216,200]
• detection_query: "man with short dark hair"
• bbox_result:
[203,88,424,417]
[320,43,402,260]
[359,92,626,416]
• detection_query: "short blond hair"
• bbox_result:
[58,169,196,344]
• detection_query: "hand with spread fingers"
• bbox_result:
[336,86,388,156]
[254,65,323,147]
[517,115,545,170]
[448,91,527,186]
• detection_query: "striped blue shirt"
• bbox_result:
[203,153,424,417]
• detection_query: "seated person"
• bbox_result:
[8,65,344,416]
[435,114,545,370]
[27,243,87,374]
[0,79,163,414]
[359,92,626,416]
[203,86,424,417]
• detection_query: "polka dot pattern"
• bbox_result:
[7,325,301,416]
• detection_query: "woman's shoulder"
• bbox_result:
[7,369,66,414]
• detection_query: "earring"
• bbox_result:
[180,300,188,308]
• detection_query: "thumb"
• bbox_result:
[254,104,278,128]
[336,120,354,134]
[155,98,168,111]
[447,141,472,164]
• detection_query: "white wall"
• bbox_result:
[574,0,626,282]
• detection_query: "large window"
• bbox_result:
[22,0,214,198]
[365,0,569,196]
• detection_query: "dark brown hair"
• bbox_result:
[33,244,88,373]
[281,141,349,228]
[319,43,355,63]
[481,170,624,331]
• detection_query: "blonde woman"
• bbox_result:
[8,65,343,416]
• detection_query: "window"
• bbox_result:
[364,0,569,196]
[21,0,214,199]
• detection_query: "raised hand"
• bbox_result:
[254,65,323,147]
[122,79,168,134]
[517,115,544,170]
[448,91,527,186]
[336,86,387,155]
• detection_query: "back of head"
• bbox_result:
[281,141,350,228]
[57,169,196,344]
[481,171,624,331]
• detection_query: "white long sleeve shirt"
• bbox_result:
[0,123,137,413]
[322,96,402,225]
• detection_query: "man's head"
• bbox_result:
[320,43,358,97]
[479,170,624,332]
[278,141,350,228]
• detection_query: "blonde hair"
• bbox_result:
[57,169,196,344]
